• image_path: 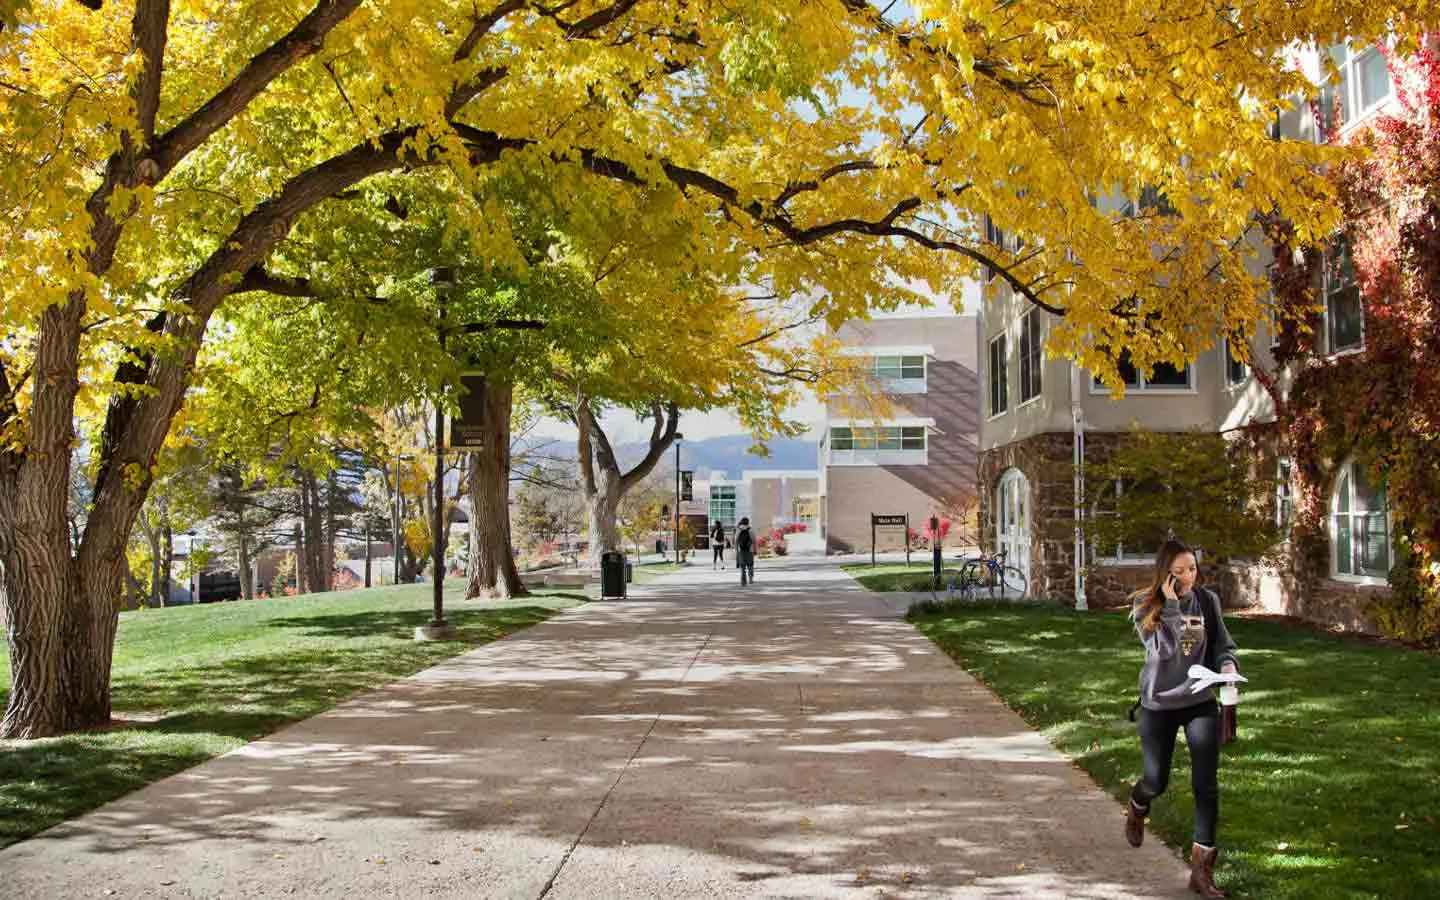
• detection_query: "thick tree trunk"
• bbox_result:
[573,397,677,566]
[1,552,122,738]
[585,470,624,565]
[466,381,526,600]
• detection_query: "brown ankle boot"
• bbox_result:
[1124,800,1148,848]
[1188,843,1226,898]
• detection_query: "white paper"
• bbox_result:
[1187,664,1249,693]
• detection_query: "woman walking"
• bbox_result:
[711,521,726,569]
[1125,539,1239,899]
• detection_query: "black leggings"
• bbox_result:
[713,545,724,564]
[1131,700,1222,846]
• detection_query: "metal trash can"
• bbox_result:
[600,551,627,598]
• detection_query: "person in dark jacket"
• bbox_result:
[733,517,756,585]
[1124,539,1239,899]
[711,521,726,569]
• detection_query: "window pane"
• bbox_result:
[1359,511,1390,577]
[1019,310,1042,402]
[1118,352,1139,386]
[1225,340,1249,386]
[854,428,877,450]
[1351,464,1383,513]
[874,355,902,379]
[1329,284,1363,351]
[900,355,925,378]
[1327,44,1352,125]
[1335,515,1353,574]
[1146,361,1190,387]
[1328,241,1363,351]
[989,337,1008,415]
[901,427,925,450]
[1335,469,1350,513]
[878,427,902,450]
[1357,47,1391,111]
[831,427,853,451]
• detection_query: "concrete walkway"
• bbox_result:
[1,559,1191,898]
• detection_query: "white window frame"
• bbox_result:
[1276,457,1293,540]
[1223,338,1250,390]
[709,484,738,530]
[826,424,928,466]
[1323,238,1364,357]
[987,333,1009,419]
[1017,307,1044,406]
[1090,351,1196,395]
[1328,457,1394,585]
[872,353,928,394]
[1090,478,1153,566]
[1323,41,1394,139]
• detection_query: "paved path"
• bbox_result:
[1,559,1191,898]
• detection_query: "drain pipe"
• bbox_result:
[1070,363,1088,610]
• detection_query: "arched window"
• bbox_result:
[1329,458,1393,581]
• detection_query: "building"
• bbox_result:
[976,39,1410,628]
[818,315,981,555]
[685,470,823,553]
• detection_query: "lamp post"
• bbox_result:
[417,267,457,641]
[672,433,684,563]
[184,531,200,603]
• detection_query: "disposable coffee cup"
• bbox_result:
[1219,685,1239,706]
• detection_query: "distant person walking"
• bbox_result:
[711,521,726,569]
[1124,539,1240,899]
[734,517,756,585]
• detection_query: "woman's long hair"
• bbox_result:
[1130,539,1196,634]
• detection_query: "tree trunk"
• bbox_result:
[572,397,677,566]
[160,524,172,607]
[238,530,253,601]
[324,470,337,591]
[293,522,307,595]
[466,381,526,600]
[364,519,372,588]
[1,550,122,738]
[586,469,624,565]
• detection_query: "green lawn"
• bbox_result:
[843,561,961,592]
[910,603,1440,900]
[0,580,584,848]
[632,561,683,584]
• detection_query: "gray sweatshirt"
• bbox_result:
[1133,587,1238,711]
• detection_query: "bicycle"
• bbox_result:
[950,548,1029,601]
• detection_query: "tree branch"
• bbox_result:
[129,0,170,148]
[618,401,678,493]
[151,0,365,177]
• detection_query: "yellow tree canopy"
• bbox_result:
[2,0,1436,543]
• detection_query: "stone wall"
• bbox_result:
[978,431,1078,603]
[981,425,1391,632]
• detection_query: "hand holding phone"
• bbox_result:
[1162,573,1179,602]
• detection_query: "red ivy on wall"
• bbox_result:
[1263,39,1440,639]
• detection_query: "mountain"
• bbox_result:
[519,434,818,478]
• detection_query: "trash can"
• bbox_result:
[600,551,627,599]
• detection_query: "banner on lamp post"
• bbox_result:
[450,372,487,450]
[680,470,694,502]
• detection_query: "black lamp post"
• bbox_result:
[418,267,457,640]
[672,432,684,563]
